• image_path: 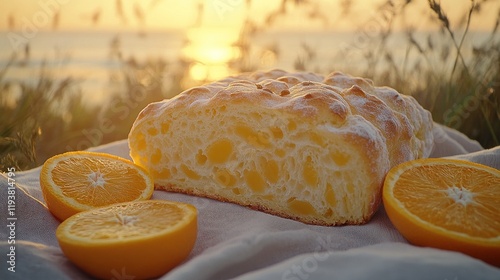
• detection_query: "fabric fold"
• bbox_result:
[1,124,499,280]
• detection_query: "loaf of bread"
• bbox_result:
[128,70,434,225]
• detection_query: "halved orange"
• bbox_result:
[383,158,500,267]
[56,200,197,279]
[40,151,154,221]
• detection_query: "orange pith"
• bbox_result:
[40,151,154,221]
[56,200,197,279]
[383,158,500,267]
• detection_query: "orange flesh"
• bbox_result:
[393,163,500,239]
[66,202,186,240]
[51,157,149,206]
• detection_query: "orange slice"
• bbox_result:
[56,200,197,279]
[383,158,500,267]
[40,151,154,221]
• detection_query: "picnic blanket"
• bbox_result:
[1,123,499,280]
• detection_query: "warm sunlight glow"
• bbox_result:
[189,63,232,81]
[182,27,240,81]
[1,0,497,32]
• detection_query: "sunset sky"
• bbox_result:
[1,0,499,32]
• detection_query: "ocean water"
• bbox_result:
[0,29,493,106]
[0,31,185,105]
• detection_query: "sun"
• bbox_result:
[182,26,241,81]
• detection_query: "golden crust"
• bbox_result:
[129,69,434,226]
[156,183,372,226]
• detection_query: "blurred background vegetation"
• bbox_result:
[1,0,499,171]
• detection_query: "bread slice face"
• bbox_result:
[128,70,433,226]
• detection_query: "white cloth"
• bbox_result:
[1,123,499,280]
